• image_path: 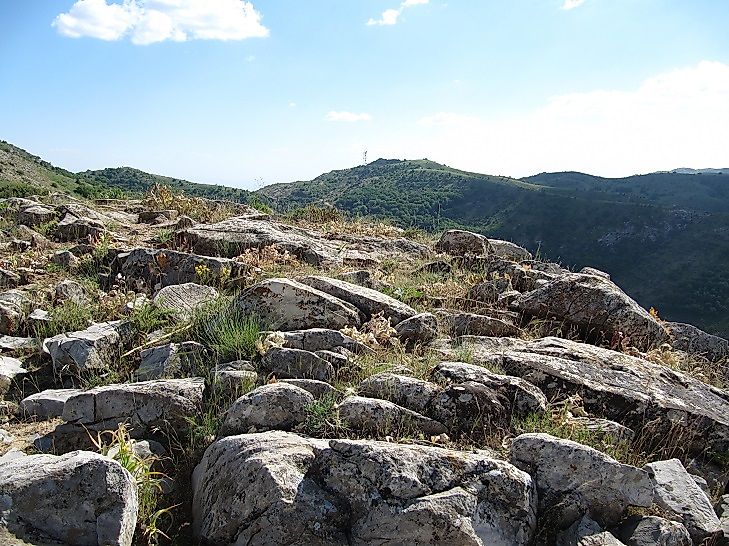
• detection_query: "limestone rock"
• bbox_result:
[44,321,133,373]
[0,335,35,352]
[644,458,722,544]
[136,341,208,380]
[153,282,218,322]
[0,356,26,396]
[277,328,369,354]
[611,515,691,546]
[219,383,315,435]
[138,209,178,224]
[580,267,611,280]
[237,278,361,331]
[667,321,728,362]
[279,378,340,399]
[514,273,668,349]
[14,225,51,249]
[300,275,416,325]
[567,417,635,442]
[54,279,87,305]
[435,229,493,256]
[16,205,56,227]
[260,347,335,382]
[359,373,441,414]
[510,433,653,530]
[55,212,105,242]
[446,312,521,337]
[0,290,28,335]
[467,278,515,304]
[19,388,83,420]
[428,381,510,436]
[50,249,79,269]
[337,395,448,437]
[556,515,625,546]
[488,239,532,261]
[0,450,137,546]
[394,312,438,345]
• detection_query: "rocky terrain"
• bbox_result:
[1,187,728,545]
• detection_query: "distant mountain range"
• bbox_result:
[2,140,728,337]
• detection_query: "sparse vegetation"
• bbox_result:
[187,297,262,361]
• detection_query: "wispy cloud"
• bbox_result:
[367,0,429,26]
[53,0,269,45]
[326,111,372,122]
[561,0,586,10]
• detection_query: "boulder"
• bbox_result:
[54,212,105,242]
[0,356,26,396]
[0,291,28,336]
[0,335,35,352]
[61,377,204,436]
[428,381,510,435]
[138,209,178,224]
[337,395,447,437]
[260,347,335,382]
[50,249,79,269]
[0,450,137,546]
[394,312,438,345]
[14,225,51,249]
[611,515,691,546]
[19,388,83,420]
[153,282,218,322]
[510,433,653,531]
[513,273,668,349]
[467,278,514,305]
[54,279,87,305]
[0,269,22,289]
[435,229,493,256]
[718,495,729,540]
[488,239,532,262]
[192,431,537,545]
[237,278,361,331]
[219,383,315,435]
[414,260,452,275]
[279,378,340,399]
[667,321,728,362]
[580,267,611,280]
[211,368,257,398]
[338,269,377,288]
[16,204,56,227]
[359,373,441,414]
[300,275,416,325]
[643,458,723,543]
[556,515,625,546]
[567,417,635,442]
[446,312,521,337]
[453,336,729,456]
[431,361,547,417]
[44,321,133,373]
[277,328,369,354]
[135,341,208,380]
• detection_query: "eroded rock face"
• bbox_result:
[643,458,723,544]
[300,276,416,325]
[611,515,691,546]
[510,433,653,531]
[0,450,137,546]
[260,347,335,382]
[513,273,668,349]
[449,336,729,457]
[44,321,133,373]
[219,383,315,435]
[55,213,105,242]
[16,204,56,227]
[192,431,537,546]
[667,321,729,362]
[153,282,218,322]
[337,395,447,437]
[237,278,362,331]
[428,381,510,436]
[435,229,493,256]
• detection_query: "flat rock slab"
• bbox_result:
[337,395,448,437]
[277,328,370,354]
[237,278,361,331]
[300,275,416,325]
[153,282,218,322]
[359,372,442,414]
[19,388,84,420]
[192,431,536,546]
[667,321,729,362]
[0,450,137,546]
[260,347,335,382]
[44,321,132,373]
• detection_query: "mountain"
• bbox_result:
[668,167,729,175]
[259,159,729,337]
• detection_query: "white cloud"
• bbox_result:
[367,0,428,26]
[399,61,729,177]
[326,111,372,123]
[288,102,297,108]
[561,0,586,10]
[53,0,269,45]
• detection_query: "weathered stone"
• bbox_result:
[429,381,510,435]
[115,247,246,290]
[50,249,79,269]
[467,278,515,305]
[136,341,208,380]
[260,347,335,382]
[0,269,21,289]
[580,267,611,280]
[453,336,729,457]
[0,335,35,352]
[277,328,369,354]
[0,356,26,396]
[0,428,14,444]
[718,494,729,540]
[44,321,133,373]
[16,205,56,227]
[54,279,87,305]
[0,290,28,335]
[138,209,178,224]
[314,349,349,368]
[338,269,377,288]
[644,458,722,544]
[431,361,548,417]
[153,282,218,322]
[108,438,166,463]
[175,215,194,230]
[514,273,669,349]
[667,321,728,362]
[446,312,521,337]
[611,515,691,546]
[237,278,361,331]
[510,433,653,531]
[55,213,105,242]
[19,388,83,420]
[489,239,532,261]
[359,373,441,414]
[14,225,51,249]
[193,431,537,546]
[567,417,635,442]
[435,229,493,256]
[61,378,204,435]
[556,515,624,546]
[394,312,438,345]
[219,383,315,435]
[0,450,137,546]
[337,395,447,436]
[414,260,452,275]
[301,275,416,325]
[211,369,257,397]
[279,379,340,399]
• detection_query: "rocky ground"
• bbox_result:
[0,189,728,546]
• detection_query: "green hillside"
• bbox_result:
[260,159,729,337]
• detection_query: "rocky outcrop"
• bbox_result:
[0,356,26,396]
[445,312,521,337]
[153,282,218,321]
[358,372,441,414]
[276,328,369,354]
[16,204,56,227]
[513,273,668,349]
[435,229,493,256]
[488,239,532,261]
[394,312,438,345]
[260,347,335,381]
[19,388,83,420]
[611,515,691,546]
[667,321,729,362]
[55,212,105,242]
[0,290,28,335]
[135,341,208,380]
[237,278,361,331]
[192,431,537,545]
[0,450,137,546]
[44,321,133,373]
[337,395,448,436]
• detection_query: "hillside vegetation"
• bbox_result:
[260,159,729,336]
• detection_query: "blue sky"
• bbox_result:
[1,1,728,189]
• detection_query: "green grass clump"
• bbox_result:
[188,297,262,361]
[305,394,347,437]
[129,302,176,334]
[32,300,93,339]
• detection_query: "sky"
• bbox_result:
[1,1,728,189]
